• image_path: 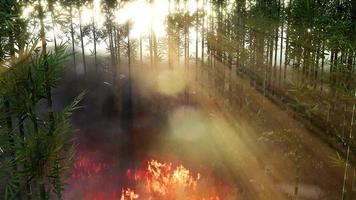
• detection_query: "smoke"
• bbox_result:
[57,64,240,199]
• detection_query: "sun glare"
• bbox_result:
[113,0,207,39]
[22,5,34,18]
[187,0,199,14]
[115,0,170,39]
[80,7,93,25]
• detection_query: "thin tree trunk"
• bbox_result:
[149,29,153,67]
[39,0,54,128]
[195,0,199,78]
[168,0,171,68]
[321,44,325,92]
[273,26,278,92]
[108,24,116,84]
[116,26,121,69]
[153,33,158,66]
[184,25,187,69]
[127,23,133,121]
[284,20,289,86]
[279,15,284,89]
[201,0,205,66]
[268,37,274,88]
[93,20,98,73]
[140,35,142,64]
[314,46,320,90]
[70,7,76,69]
[79,10,87,74]
[195,28,198,79]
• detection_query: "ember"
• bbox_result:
[71,155,107,179]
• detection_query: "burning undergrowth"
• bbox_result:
[122,159,229,200]
[66,156,236,200]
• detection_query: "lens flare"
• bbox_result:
[156,69,187,96]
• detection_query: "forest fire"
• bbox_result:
[2,0,354,198]
[68,157,230,200]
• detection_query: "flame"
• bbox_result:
[66,158,232,200]
[120,188,139,200]
[121,159,223,200]
[143,160,199,196]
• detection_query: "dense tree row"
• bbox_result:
[205,0,356,159]
[204,0,356,199]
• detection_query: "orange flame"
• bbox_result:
[67,158,232,200]
[120,188,139,200]
[122,159,222,200]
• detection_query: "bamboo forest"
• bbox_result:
[1,0,356,199]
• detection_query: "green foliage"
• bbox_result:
[32,44,69,94]
[0,39,84,198]
[0,12,15,31]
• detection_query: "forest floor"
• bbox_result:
[57,59,352,200]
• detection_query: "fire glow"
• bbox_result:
[67,158,233,200]
[71,156,108,179]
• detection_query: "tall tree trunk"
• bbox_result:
[320,44,325,92]
[314,46,320,90]
[153,32,158,66]
[273,26,278,92]
[149,29,153,67]
[93,20,98,73]
[268,37,274,88]
[108,24,116,84]
[284,13,289,86]
[116,26,121,72]
[347,50,354,89]
[195,0,199,73]
[201,1,205,66]
[39,0,54,127]
[279,9,284,88]
[140,34,143,64]
[79,10,87,74]
[70,7,76,70]
[168,0,172,69]
[184,25,188,68]
[127,23,133,122]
